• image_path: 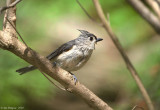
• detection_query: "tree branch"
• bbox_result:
[5,17,66,91]
[145,0,160,19]
[92,0,154,110]
[0,31,113,110]
[127,0,160,34]
[3,0,17,37]
[0,0,113,110]
[0,0,22,15]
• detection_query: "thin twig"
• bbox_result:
[132,105,144,110]
[0,0,22,15]
[127,0,160,34]
[6,18,27,46]
[91,0,154,110]
[40,70,66,91]
[76,0,102,26]
[76,0,94,21]
[6,17,66,91]
[155,0,160,6]
[145,0,160,20]
[106,13,110,27]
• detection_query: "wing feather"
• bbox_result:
[46,40,75,60]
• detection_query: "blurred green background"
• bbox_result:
[0,0,160,110]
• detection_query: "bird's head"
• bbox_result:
[77,29,103,50]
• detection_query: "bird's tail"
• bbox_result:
[16,65,37,75]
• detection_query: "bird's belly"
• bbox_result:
[55,48,92,71]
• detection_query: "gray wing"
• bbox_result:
[46,40,75,60]
[16,40,75,75]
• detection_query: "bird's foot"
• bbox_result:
[72,74,78,85]
[52,62,57,67]
[69,72,78,85]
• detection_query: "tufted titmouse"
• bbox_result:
[16,30,103,83]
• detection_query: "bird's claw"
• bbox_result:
[72,74,78,85]
[52,62,57,67]
[69,72,78,85]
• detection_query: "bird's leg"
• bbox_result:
[52,62,57,67]
[52,63,77,84]
[69,72,78,85]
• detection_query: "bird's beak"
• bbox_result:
[96,38,103,42]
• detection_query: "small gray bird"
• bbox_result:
[16,30,103,83]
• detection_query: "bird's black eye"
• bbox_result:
[89,37,93,41]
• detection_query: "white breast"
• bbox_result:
[55,45,93,71]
